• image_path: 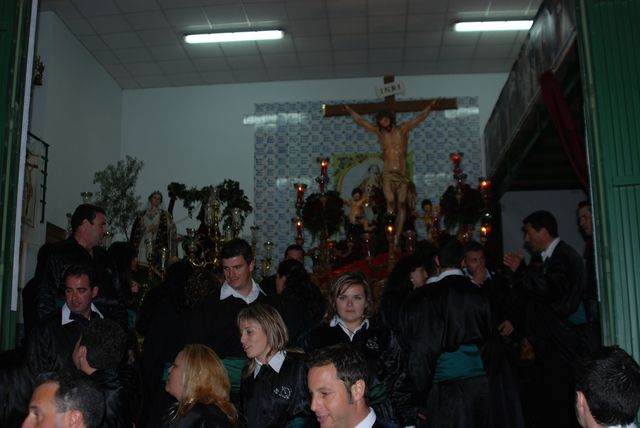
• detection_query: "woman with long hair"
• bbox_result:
[271,259,325,346]
[164,344,237,427]
[237,304,314,428]
[304,271,412,426]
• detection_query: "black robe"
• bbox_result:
[405,272,523,428]
[304,320,412,425]
[162,402,235,428]
[239,352,314,428]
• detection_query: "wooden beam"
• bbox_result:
[322,98,458,117]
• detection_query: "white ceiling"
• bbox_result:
[39,0,542,89]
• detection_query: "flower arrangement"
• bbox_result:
[301,191,344,239]
[167,180,253,230]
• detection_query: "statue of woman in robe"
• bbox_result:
[130,191,175,267]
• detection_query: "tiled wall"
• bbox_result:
[253,97,481,268]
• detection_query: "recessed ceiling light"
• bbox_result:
[184,30,284,44]
[454,20,533,32]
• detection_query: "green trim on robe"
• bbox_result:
[433,343,485,383]
[222,357,248,394]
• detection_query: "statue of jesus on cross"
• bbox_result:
[344,100,437,246]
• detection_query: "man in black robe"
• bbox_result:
[407,238,525,428]
[504,210,591,428]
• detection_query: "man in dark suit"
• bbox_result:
[504,210,591,428]
[308,343,387,428]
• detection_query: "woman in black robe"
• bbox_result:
[304,272,412,426]
[237,304,315,428]
[163,344,237,428]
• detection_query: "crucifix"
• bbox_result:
[323,75,458,248]
[322,75,457,116]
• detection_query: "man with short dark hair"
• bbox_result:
[575,346,640,428]
[22,370,105,428]
[73,318,140,427]
[504,209,591,427]
[27,265,103,375]
[308,343,385,428]
[259,243,306,296]
[28,204,126,329]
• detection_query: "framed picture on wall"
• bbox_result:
[22,133,48,228]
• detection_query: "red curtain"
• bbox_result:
[539,70,589,191]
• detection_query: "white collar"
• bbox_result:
[329,316,369,340]
[541,237,561,261]
[61,303,103,325]
[220,279,264,304]
[608,424,637,428]
[464,268,492,286]
[353,408,376,428]
[432,268,465,283]
[253,351,286,378]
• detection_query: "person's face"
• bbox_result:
[150,193,162,208]
[22,383,64,428]
[308,364,358,428]
[464,250,485,276]
[409,266,427,289]
[64,274,98,319]
[523,223,547,252]
[166,350,185,400]
[285,249,304,263]
[578,206,593,237]
[275,273,286,294]
[352,192,361,202]
[130,256,139,272]
[239,319,271,363]
[84,212,107,247]
[335,284,367,326]
[222,255,255,296]
[377,116,391,129]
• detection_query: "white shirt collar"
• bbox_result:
[541,237,561,261]
[329,316,369,340]
[253,350,286,378]
[431,268,465,283]
[608,424,637,428]
[220,278,264,304]
[464,268,492,286]
[61,303,103,325]
[353,408,376,428]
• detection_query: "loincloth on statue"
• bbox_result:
[382,171,411,185]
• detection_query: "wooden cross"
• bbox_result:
[322,75,457,117]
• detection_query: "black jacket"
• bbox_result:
[163,403,236,428]
[239,352,314,428]
[26,308,93,374]
[91,367,141,428]
[32,237,127,328]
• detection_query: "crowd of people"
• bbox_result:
[1,201,639,428]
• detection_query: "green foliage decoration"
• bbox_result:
[94,156,144,239]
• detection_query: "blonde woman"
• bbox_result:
[164,344,237,428]
[237,304,314,428]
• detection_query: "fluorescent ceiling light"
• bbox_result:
[454,20,533,32]
[184,30,284,44]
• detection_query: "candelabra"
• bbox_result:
[315,157,330,195]
[293,183,307,246]
[479,178,493,243]
[262,241,275,277]
[385,213,396,270]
